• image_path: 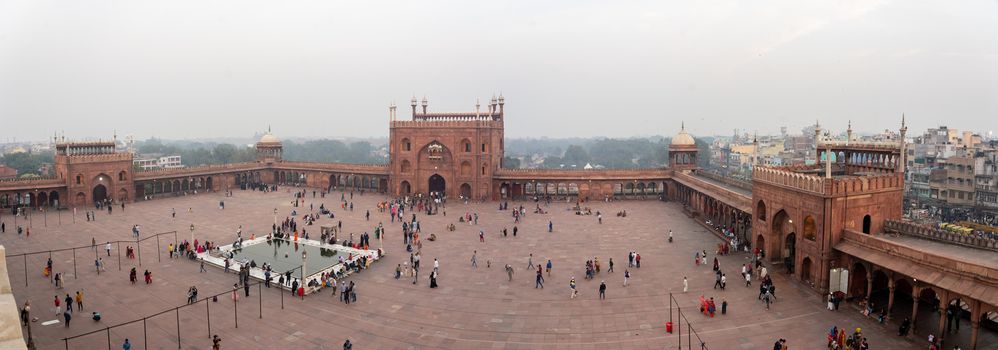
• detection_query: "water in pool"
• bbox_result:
[226,239,341,276]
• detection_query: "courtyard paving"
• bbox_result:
[0,188,974,349]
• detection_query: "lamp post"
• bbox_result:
[300,250,307,297]
[189,224,195,245]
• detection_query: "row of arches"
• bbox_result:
[235,172,262,186]
[328,173,387,193]
[0,191,61,208]
[674,182,752,244]
[396,178,472,198]
[842,262,997,349]
[141,177,214,196]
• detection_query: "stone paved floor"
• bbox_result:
[1,189,990,349]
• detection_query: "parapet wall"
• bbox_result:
[0,245,27,350]
[752,166,902,197]
[391,120,502,128]
[135,162,265,180]
[493,168,671,181]
[884,220,998,251]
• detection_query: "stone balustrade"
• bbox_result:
[694,170,753,193]
[884,220,998,251]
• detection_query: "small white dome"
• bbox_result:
[258,133,281,144]
[672,130,695,146]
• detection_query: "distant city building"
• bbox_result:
[133,155,183,170]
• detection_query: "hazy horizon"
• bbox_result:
[2,0,997,141]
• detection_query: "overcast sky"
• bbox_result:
[2,0,997,142]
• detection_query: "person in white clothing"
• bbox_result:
[683,276,689,293]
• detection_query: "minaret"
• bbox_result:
[752,132,759,167]
[410,96,417,118]
[814,120,822,164]
[847,120,853,143]
[476,98,481,118]
[421,96,428,115]
[899,114,908,174]
[498,93,505,116]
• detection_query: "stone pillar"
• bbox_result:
[936,292,948,344]
[887,279,896,313]
[969,300,982,350]
[866,273,874,301]
[911,284,922,333]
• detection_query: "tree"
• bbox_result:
[502,156,521,169]
[542,156,563,168]
[562,145,590,167]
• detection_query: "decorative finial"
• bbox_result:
[268,125,271,133]
[681,121,685,131]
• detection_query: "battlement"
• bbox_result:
[135,163,263,179]
[752,167,828,195]
[818,140,902,152]
[494,168,671,181]
[827,173,903,195]
[275,162,390,175]
[58,152,133,163]
[391,120,503,128]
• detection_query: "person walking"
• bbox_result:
[683,276,689,293]
[505,264,514,282]
[546,260,552,276]
[598,280,607,300]
[548,221,553,232]
[623,270,630,287]
[63,308,72,327]
[570,277,578,299]
[720,274,727,290]
[608,258,614,273]
[212,335,221,350]
[526,253,534,270]
[200,258,207,273]
[471,251,478,268]
[122,339,132,350]
[535,269,544,289]
[75,291,83,310]
[745,271,752,286]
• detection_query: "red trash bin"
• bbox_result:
[666,321,673,333]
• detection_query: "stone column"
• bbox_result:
[911,284,922,333]
[887,278,896,313]
[937,291,948,344]
[866,273,874,301]
[969,299,982,350]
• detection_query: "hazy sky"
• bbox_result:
[2,0,997,141]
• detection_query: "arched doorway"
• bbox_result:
[756,234,765,255]
[37,192,48,208]
[75,192,86,206]
[428,174,445,195]
[801,256,813,283]
[862,215,872,234]
[118,188,128,202]
[206,177,213,191]
[400,181,411,195]
[771,209,795,265]
[92,184,108,204]
[499,183,509,199]
[49,191,60,207]
[850,263,869,298]
[460,183,472,199]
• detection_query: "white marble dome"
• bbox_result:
[258,133,281,145]
[671,129,695,146]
